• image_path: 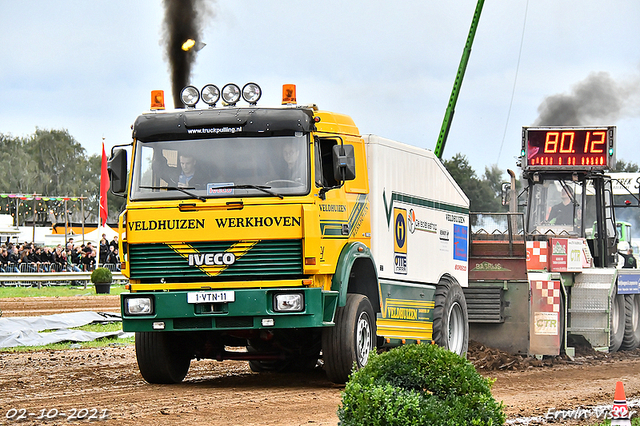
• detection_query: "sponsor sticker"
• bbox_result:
[453,224,468,262]
[394,208,407,254]
[394,254,407,274]
[534,311,559,335]
[407,208,437,234]
[207,182,235,195]
[618,273,640,294]
[393,208,408,274]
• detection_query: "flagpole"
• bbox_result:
[98,137,108,269]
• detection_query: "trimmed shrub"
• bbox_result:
[91,267,113,284]
[338,344,505,426]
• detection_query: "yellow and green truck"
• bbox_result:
[108,83,469,384]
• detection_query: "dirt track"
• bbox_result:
[2,296,640,425]
[0,295,121,317]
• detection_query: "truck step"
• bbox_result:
[567,327,610,333]
[568,308,608,314]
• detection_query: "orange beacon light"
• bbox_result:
[282,84,296,105]
[151,90,165,110]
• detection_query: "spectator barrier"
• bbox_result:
[0,268,127,287]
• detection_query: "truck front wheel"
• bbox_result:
[322,294,375,384]
[135,332,191,384]
[433,277,469,357]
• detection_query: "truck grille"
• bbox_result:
[128,239,303,281]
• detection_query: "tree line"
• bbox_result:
[444,154,639,212]
[1,128,637,226]
[0,129,124,226]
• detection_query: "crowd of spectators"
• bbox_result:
[0,235,120,273]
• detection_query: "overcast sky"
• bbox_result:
[1,0,639,177]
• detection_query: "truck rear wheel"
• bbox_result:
[135,332,191,384]
[621,294,640,350]
[322,294,375,384]
[433,277,469,357]
[609,292,625,352]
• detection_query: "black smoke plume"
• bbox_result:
[534,71,640,126]
[162,0,214,108]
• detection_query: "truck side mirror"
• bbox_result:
[108,148,128,195]
[332,144,356,182]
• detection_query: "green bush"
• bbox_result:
[338,344,505,426]
[90,267,113,283]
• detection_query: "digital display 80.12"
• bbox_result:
[522,126,616,171]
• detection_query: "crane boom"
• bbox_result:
[434,0,485,159]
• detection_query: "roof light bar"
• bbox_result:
[177,83,263,107]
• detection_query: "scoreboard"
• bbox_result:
[522,126,616,171]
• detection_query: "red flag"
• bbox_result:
[99,142,109,226]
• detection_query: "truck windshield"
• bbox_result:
[528,179,584,236]
[130,134,310,200]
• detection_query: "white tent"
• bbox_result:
[75,224,119,245]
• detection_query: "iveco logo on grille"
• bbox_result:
[188,253,236,266]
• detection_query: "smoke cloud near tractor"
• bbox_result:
[162,0,214,108]
[534,71,640,126]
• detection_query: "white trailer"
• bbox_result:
[364,135,469,349]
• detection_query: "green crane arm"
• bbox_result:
[434,0,485,159]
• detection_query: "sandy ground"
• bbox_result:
[1,296,640,425]
[0,295,121,317]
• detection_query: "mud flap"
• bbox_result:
[529,276,563,356]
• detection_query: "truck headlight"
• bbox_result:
[124,297,154,315]
[274,293,304,312]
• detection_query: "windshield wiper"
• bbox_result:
[214,184,284,199]
[139,186,206,202]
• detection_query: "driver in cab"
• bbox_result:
[281,141,304,182]
[547,186,574,226]
[267,141,305,185]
